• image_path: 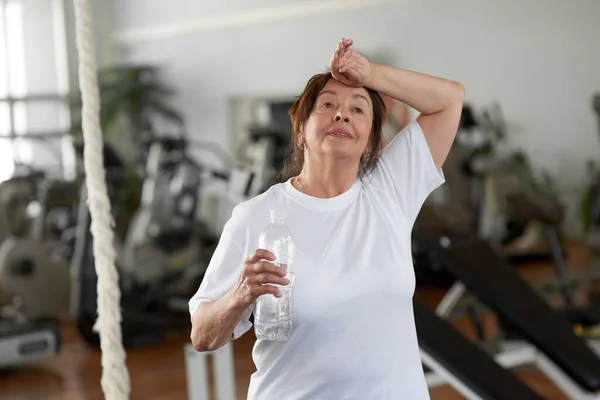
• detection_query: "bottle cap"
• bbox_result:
[270,210,286,221]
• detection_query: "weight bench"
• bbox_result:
[431,239,600,399]
[415,299,543,399]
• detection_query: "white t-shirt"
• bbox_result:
[189,121,445,400]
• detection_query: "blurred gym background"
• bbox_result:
[1,0,599,399]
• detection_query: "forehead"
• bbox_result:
[319,79,371,104]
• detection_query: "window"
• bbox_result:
[0,0,73,182]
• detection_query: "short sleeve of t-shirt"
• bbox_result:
[188,217,253,340]
[367,120,445,224]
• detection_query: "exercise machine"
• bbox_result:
[508,95,600,331]
[71,138,232,348]
[0,174,75,315]
[0,315,61,369]
[0,168,76,369]
[121,136,224,288]
[0,173,38,242]
[70,142,176,348]
[424,103,558,256]
[420,238,600,399]
[235,99,294,195]
[415,299,543,400]
[581,92,600,296]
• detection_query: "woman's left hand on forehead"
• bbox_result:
[329,38,374,88]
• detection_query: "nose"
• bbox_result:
[334,108,350,123]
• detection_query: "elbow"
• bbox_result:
[190,329,204,352]
[190,326,212,352]
[452,81,465,105]
[191,334,213,353]
[193,342,212,353]
[190,327,223,352]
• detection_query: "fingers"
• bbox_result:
[254,272,289,286]
[236,250,289,306]
[253,285,282,298]
[331,38,353,78]
[330,51,343,80]
[247,249,276,264]
[253,260,286,277]
[338,38,353,52]
[242,284,281,304]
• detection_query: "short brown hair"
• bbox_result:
[278,72,387,181]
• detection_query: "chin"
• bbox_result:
[321,145,359,161]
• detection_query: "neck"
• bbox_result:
[296,157,359,198]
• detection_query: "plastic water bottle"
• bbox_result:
[254,210,295,341]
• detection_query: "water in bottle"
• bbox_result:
[254,210,295,341]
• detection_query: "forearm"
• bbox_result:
[367,64,464,115]
[190,290,247,352]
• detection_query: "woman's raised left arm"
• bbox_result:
[329,38,464,169]
[366,63,464,169]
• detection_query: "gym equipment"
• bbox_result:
[70,189,193,348]
[413,103,562,286]
[236,100,294,195]
[0,237,71,320]
[0,173,39,241]
[0,168,75,370]
[0,168,76,320]
[415,299,543,400]
[70,142,182,348]
[184,341,236,400]
[424,238,600,399]
[122,136,224,287]
[242,124,288,195]
[584,93,600,274]
[71,137,231,348]
[496,160,600,331]
[0,317,60,369]
[0,174,40,308]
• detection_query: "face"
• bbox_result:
[301,79,373,163]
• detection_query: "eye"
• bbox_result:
[353,107,364,114]
[322,102,333,108]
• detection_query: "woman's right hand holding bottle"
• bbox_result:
[230,249,289,308]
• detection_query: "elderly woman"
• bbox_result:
[189,38,464,399]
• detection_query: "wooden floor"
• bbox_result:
[0,242,595,400]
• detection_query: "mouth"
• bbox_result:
[327,129,353,139]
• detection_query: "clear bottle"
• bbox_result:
[254,210,295,341]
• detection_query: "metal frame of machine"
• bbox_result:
[425,278,600,399]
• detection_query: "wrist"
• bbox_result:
[224,288,249,313]
[364,62,378,86]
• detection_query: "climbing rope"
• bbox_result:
[72,0,130,398]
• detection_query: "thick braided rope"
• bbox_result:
[72,0,130,398]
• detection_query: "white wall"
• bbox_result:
[111,0,600,235]
[0,0,71,175]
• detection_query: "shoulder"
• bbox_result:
[360,119,444,221]
[230,182,286,219]
[224,182,287,236]
[394,119,424,142]
[376,120,431,169]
